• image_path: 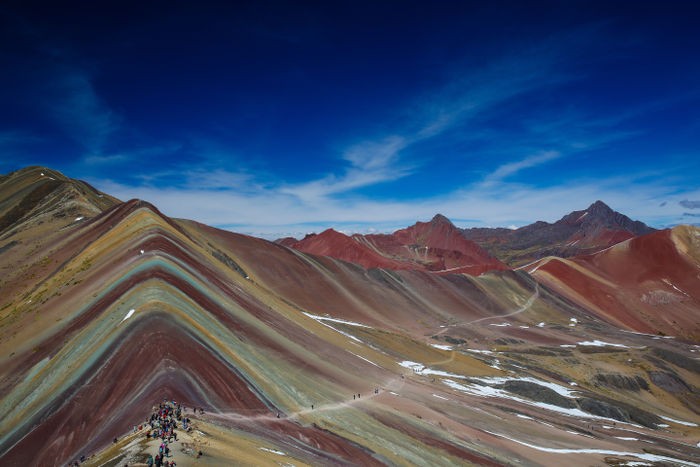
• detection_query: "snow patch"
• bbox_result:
[430,344,453,350]
[484,430,698,466]
[577,340,629,348]
[349,352,379,367]
[121,309,136,323]
[74,216,84,222]
[303,312,369,328]
[537,322,546,328]
[471,375,578,397]
[259,447,286,456]
[432,394,449,400]
[398,361,465,379]
[659,415,698,427]
[304,312,369,343]
[443,379,626,421]
[489,323,511,327]
[662,279,689,296]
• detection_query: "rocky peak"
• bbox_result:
[430,213,454,226]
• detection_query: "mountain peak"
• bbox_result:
[430,213,453,226]
[588,200,614,214]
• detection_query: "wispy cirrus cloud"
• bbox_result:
[680,199,700,209]
[484,150,562,184]
[5,22,122,158]
[93,167,700,239]
[280,35,580,202]
[44,66,120,154]
[281,136,412,201]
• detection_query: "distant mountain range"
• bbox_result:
[280,200,656,271]
[461,200,656,266]
[1,166,699,466]
[279,213,508,275]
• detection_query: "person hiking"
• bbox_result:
[147,454,154,466]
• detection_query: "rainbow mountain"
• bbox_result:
[0,166,698,466]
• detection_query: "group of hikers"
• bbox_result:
[67,387,387,466]
[143,398,202,467]
[68,399,204,466]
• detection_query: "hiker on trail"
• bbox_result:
[353,395,355,400]
[147,454,154,466]
[311,404,314,410]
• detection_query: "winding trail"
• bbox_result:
[468,283,540,325]
[432,284,540,340]
[208,370,409,425]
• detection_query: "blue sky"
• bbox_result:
[1,1,699,238]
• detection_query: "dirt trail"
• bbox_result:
[210,371,408,424]
[432,284,540,339]
[468,283,540,324]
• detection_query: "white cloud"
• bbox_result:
[91,169,698,239]
[485,150,562,183]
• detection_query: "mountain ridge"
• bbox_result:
[288,215,508,275]
[461,200,656,266]
[282,200,655,272]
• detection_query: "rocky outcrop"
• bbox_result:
[500,381,576,408]
[652,348,700,374]
[592,373,649,391]
[648,371,691,394]
[577,398,661,428]
[498,380,660,428]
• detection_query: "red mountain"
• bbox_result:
[288,214,508,275]
[529,225,700,340]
